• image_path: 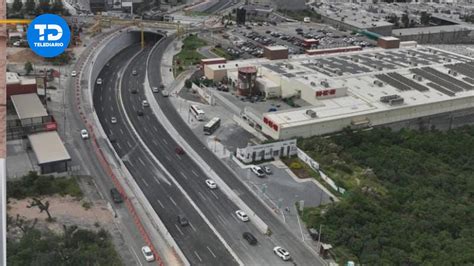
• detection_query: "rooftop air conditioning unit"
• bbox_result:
[310,81,316,86]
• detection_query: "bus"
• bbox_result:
[204,117,221,135]
[190,105,205,121]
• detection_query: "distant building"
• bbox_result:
[263,46,289,60]
[236,7,246,25]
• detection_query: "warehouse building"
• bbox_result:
[204,45,474,139]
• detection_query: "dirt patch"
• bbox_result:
[8,196,114,234]
[7,48,44,63]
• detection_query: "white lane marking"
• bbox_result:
[175,224,184,236]
[101,106,104,112]
[157,199,164,209]
[189,222,197,232]
[129,160,134,166]
[210,190,219,200]
[142,178,150,187]
[180,171,187,180]
[152,139,158,145]
[166,156,171,162]
[108,96,112,101]
[217,215,227,226]
[198,191,206,201]
[100,95,103,101]
[194,251,202,262]
[110,106,113,111]
[175,154,181,159]
[131,247,144,266]
[192,170,198,177]
[153,126,158,132]
[162,138,168,145]
[127,141,132,148]
[168,196,177,206]
[153,175,161,185]
[138,157,146,166]
[207,246,216,258]
[116,142,122,149]
[144,127,148,133]
[120,128,124,135]
[240,240,249,250]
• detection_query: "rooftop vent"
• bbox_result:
[321,80,329,87]
[306,110,317,118]
[380,94,401,103]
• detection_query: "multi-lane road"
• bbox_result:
[93,34,324,265]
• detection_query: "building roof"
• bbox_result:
[201,57,226,63]
[322,9,393,29]
[6,72,37,86]
[28,131,71,165]
[392,25,471,36]
[10,93,48,120]
[265,45,288,51]
[379,36,399,41]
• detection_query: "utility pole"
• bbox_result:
[317,224,322,254]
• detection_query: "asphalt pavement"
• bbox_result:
[93,43,238,266]
[148,37,326,266]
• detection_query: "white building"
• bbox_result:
[236,139,297,163]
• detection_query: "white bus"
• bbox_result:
[204,117,221,135]
[190,105,205,121]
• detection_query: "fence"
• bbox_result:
[297,148,346,194]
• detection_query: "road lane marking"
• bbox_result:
[207,246,216,258]
[119,128,124,135]
[143,127,148,133]
[240,240,249,250]
[116,142,121,149]
[130,247,144,266]
[153,175,161,185]
[198,191,206,201]
[190,222,197,232]
[127,141,132,148]
[162,138,168,145]
[210,190,219,200]
[142,178,150,187]
[192,170,198,177]
[194,251,202,262]
[157,199,164,208]
[110,106,113,112]
[175,224,184,236]
[179,171,187,180]
[166,156,171,162]
[175,154,181,160]
[217,215,227,226]
[153,126,158,132]
[138,157,146,166]
[168,196,177,206]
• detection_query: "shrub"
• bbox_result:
[290,161,303,170]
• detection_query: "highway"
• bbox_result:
[147,37,325,265]
[204,0,237,13]
[93,43,237,266]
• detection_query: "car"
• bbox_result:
[273,246,290,261]
[250,165,265,177]
[132,69,137,75]
[177,215,189,226]
[205,179,217,189]
[142,100,149,107]
[131,88,138,94]
[137,110,144,116]
[111,117,117,124]
[263,165,272,175]
[110,188,123,203]
[243,232,257,245]
[235,210,249,222]
[80,129,89,139]
[161,90,169,97]
[141,246,155,262]
[13,40,20,47]
[175,146,185,155]
[152,87,159,93]
[96,78,102,85]
[71,70,77,77]
[159,84,165,89]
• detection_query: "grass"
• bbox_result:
[7,171,83,199]
[173,34,207,76]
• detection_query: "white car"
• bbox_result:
[235,210,249,222]
[273,246,291,261]
[161,90,169,97]
[71,70,77,77]
[141,246,155,262]
[80,129,89,139]
[142,100,149,107]
[251,165,265,177]
[111,117,117,124]
[96,78,102,85]
[132,70,137,75]
[152,87,159,93]
[263,165,272,175]
[205,179,217,189]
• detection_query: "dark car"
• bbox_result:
[110,188,123,203]
[243,232,257,245]
[137,110,144,116]
[175,146,185,155]
[177,215,189,226]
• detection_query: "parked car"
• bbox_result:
[235,210,249,222]
[96,78,102,85]
[263,165,272,175]
[111,117,117,124]
[161,90,169,97]
[243,232,257,245]
[152,87,159,93]
[137,110,144,116]
[273,246,291,261]
[132,69,137,75]
[142,100,149,107]
[110,188,123,203]
[251,165,265,177]
[80,129,89,139]
[141,246,155,262]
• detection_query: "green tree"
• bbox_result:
[24,61,33,75]
[12,0,23,13]
[401,13,410,28]
[24,0,36,14]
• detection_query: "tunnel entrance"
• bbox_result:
[130,31,163,47]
